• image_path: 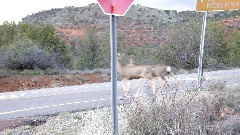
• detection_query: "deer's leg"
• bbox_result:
[125,80,132,97]
[136,78,144,87]
[124,89,129,97]
[122,78,130,97]
[173,75,180,88]
[131,78,147,91]
[169,73,180,88]
[159,77,168,91]
[150,78,157,95]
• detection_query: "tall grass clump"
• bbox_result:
[124,85,240,134]
[125,91,216,134]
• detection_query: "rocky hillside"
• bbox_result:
[22,3,240,46]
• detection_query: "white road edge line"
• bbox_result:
[0,99,95,115]
[91,100,97,102]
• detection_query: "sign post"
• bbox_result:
[196,0,239,87]
[97,0,134,134]
[110,14,118,134]
[197,11,207,87]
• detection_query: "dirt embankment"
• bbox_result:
[0,73,109,93]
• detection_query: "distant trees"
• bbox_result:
[0,20,239,71]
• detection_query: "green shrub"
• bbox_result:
[0,22,69,70]
[225,32,240,67]
[0,21,17,47]
[68,27,108,70]
[17,23,67,54]
[159,21,226,70]
[0,39,62,70]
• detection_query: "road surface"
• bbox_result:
[0,69,239,120]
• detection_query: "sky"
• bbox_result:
[0,0,196,25]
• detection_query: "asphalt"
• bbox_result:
[0,69,239,121]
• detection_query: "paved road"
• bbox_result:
[0,69,239,120]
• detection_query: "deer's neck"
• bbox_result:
[117,61,123,74]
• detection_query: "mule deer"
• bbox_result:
[117,53,155,96]
[117,53,179,96]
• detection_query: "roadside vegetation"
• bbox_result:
[0,5,239,135]
[1,83,239,134]
[0,20,239,75]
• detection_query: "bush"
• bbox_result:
[17,23,67,54]
[68,27,108,70]
[0,39,62,70]
[159,21,226,70]
[225,31,240,67]
[0,22,17,47]
[0,47,7,68]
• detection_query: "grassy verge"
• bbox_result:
[1,84,240,135]
[0,68,111,77]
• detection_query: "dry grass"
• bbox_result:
[1,83,240,135]
[125,91,214,134]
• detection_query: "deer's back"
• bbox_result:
[122,65,154,79]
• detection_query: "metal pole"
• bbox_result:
[110,15,118,135]
[197,12,207,87]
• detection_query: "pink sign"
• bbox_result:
[97,0,134,16]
